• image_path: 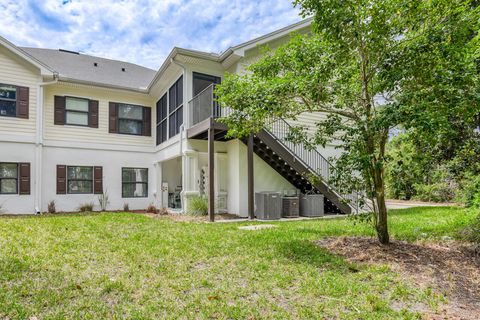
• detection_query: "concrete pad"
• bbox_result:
[238,224,277,230]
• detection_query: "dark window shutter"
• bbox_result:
[16,86,29,119]
[56,165,67,194]
[94,166,103,194]
[109,102,117,133]
[54,96,66,125]
[18,163,30,195]
[143,107,151,136]
[89,100,99,128]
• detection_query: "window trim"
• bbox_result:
[0,84,17,118]
[156,93,168,145]
[65,96,90,127]
[67,165,94,194]
[0,162,18,194]
[122,167,148,198]
[168,76,183,139]
[117,103,145,136]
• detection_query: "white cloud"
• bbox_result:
[0,0,301,69]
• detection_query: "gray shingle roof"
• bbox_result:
[20,47,156,91]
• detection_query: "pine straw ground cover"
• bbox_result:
[0,206,477,319]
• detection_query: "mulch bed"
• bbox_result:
[316,237,480,320]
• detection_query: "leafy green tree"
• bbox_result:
[216,0,479,244]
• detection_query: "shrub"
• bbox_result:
[413,182,456,203]
[158,207,169,215]
[456,173,480,208]
[188,196,208,216]
[146,204,158,214]
[123,203,130,212]
[461,214,480,250]
[78,202,94,212]
[98,190,110,211]
[47,200,56,214]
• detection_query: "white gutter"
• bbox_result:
[170,57,188,155]
[33,74,58,213]
[170,57,188,212]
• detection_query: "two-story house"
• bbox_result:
[0,18,355,217]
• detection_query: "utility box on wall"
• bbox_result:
[255,192,282,220]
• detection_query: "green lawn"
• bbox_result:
[0,207,476,319]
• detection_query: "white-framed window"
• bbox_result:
[65,97,90,126]
[0,84,17,117]
[118,104,144,135]
[0,163,18,194]
[122,168,148,198]
[67,166,93,194]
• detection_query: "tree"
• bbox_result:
[216,0,479,244]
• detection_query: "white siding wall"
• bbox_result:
[44,82,154,148]
[42,146,156,212]
[0,142,36,214]
[0,46,39,140]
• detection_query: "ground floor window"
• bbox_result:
[0,163,17,194]
[122,168,148,198]
[67,166,93,194]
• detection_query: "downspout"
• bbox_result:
[170,57,188,211]
[34,74,58,213]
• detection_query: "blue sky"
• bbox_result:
[0,0,301,69]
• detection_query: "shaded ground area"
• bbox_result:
[317,237,480,319]
[0,207,477,319]
[386,199,459,210]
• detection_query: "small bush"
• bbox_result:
[98,190,110,211]
[461,214,480,252]
[457,173,480,208]
[47,200,56,214]
[188,196,208,216]
[123,203,130,212]
[158,207,169,215]
[78,202,94,212]
[413,182,456,203]
[146,204,158,214]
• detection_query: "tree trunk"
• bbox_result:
[374,166,389,245]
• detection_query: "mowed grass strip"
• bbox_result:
[0,207,476,319]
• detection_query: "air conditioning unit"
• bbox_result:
[300,194,324,217]
[255,192,282,220]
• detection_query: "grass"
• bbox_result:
[0,206,476,319]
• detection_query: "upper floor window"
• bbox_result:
[168,76,183,138]
[65,97,89,126]
[0,163,18,194]
[156,94,168,145]
[118,104,144,135]
[0,85,17,117]
[54,96,98,128]
[109,102,151,136]
[0,84,29,119]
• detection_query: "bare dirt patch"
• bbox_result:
[316,237,480,320]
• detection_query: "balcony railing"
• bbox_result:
[186,83,366,213]
[188,84,230,128]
